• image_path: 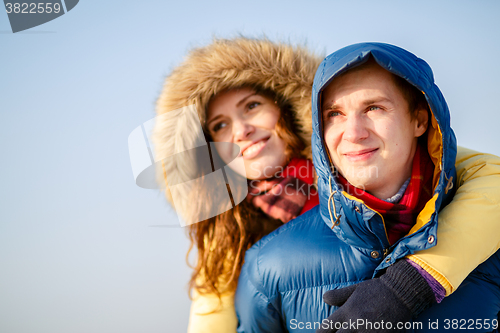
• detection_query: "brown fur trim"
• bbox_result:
[153,37,322,204]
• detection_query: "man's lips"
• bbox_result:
[241,137,270,159]
[343,148,379,161]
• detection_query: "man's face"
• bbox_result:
[322,63,428,199]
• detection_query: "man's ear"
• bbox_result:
[414,108,429,138]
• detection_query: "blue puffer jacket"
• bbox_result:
[235,43,500,332]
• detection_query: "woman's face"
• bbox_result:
[206,88,288,180]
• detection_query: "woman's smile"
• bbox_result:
[241,137,270,159]
[206,88,287,179]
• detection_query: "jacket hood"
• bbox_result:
[153,37,322,204]
[311,43,457,257]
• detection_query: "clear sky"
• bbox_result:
[1,1,499,332]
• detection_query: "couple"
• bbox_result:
[153,38,500,332]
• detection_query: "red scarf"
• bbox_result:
[246,158,319,223]
[336,144,434,245]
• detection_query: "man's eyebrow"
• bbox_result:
[322,102,340,112]
[321,96,394,114]
[362,97,392,105]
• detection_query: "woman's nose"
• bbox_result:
[233,119,255,141]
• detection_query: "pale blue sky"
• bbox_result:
[1,1,499,332]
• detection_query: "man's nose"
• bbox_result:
[233,119,255,141]
[343,114,369,143]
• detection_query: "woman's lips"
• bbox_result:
[343,148,378,162]
[242,138,270,159]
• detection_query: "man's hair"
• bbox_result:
[391,73,430,119]
[337,56,429,119]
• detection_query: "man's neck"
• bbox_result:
[366,172,412,200]
[384,178,411,203]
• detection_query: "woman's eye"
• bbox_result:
[212,122,227,132]
[248,102,260,110]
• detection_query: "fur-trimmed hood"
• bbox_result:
[152,37,322,204]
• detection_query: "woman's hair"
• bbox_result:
[187,192,282,298]
[188,86,306,299]
[152,37,322,301]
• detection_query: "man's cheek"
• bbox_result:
[326,144,336,163]
[324,132,334,152]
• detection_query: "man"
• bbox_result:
[235,43,500,332]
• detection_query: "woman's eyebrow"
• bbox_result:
[206,92,257,126]
[206,114,222,127]
[236,93,257,107]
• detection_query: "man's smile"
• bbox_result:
[343,148,379,162]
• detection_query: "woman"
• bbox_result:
[152,37,500,332]
[153,37,322,332]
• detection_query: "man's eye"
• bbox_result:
[327,111,341,117]
[212,122,227,132]
[368,106,381,111]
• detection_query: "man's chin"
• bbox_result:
[350,180,370,192]
[341,165,380,183]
